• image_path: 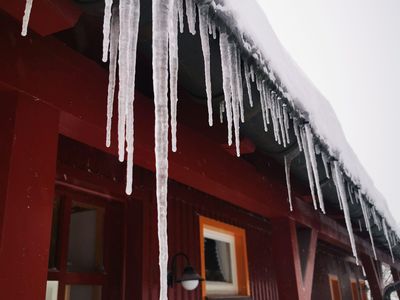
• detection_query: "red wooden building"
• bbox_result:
[0,1,399,300]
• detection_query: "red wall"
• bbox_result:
[133,167,280,300]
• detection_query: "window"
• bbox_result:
[46,188,124,300]
[350,279,360,300]
[329,275,342,300]
[199,216,250,297]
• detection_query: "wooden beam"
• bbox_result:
[271,218,318,300]
[0,95,59,299]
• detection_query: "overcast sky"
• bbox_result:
[256,0,400,223]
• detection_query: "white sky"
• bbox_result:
[256,0,400,222]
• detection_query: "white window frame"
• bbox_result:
[203,228,238,295]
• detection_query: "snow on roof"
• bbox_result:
[214,0,398,234]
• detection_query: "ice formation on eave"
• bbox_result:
[21,0,399,297]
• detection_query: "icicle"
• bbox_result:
[283,105,290,145]
[258,80,268,132]
[152,0,171,298]
[177,0,184,33]
[293,118,303,152]
[314,144,321,155]
[304,124,325,213]
[102,0,114,62]
[243,60,254,107]
[332,161,359,264]
[250,64,255,82]
[21,0,33,36]
[383,220,395,263]
[169,0,179,152]
[236,51,245,123]
[347,181,354,205]
[198,4,213,127]
[185,0,197,35]
[219,101,225,123]
[330,164,343,210]
[117,0,129,162]
[272,94,282,145]
[358,219,362,232]
[211,22,217,39]
[300,126,317,210]
[284,156,293,211]
[360,193,377,259]
[219,31,233,146]
[321,152,330,178]
[106,11,120,148]
[277,104,287,148]
[125,0,141,195]
[227,41,241,157]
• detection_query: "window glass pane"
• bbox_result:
[64,285,102,300]
[45,281,58,300]
[48,196,61,270]
[67,201,104,272]
[204,237,233,283]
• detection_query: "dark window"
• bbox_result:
[204,237,233,283]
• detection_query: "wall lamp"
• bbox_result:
[167,252,203,291]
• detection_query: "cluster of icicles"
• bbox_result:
[22,0,397,297]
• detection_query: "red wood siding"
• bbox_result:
[312,243,364,300]
[135,167,279,300]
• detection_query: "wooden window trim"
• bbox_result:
[199,216,250,299]
[329,274,342,300]
[350,278,360,300]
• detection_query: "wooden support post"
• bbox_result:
[361,253,383,300]
[390,267,400,299]
[271,218,318,300]
[0,95,59,299]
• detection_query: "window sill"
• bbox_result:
[206,296,251,300]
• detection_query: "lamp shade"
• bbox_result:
[176,266,203,291]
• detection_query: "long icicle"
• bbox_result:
[106,10,120,148]
[117,0,129,162]
[125,0,141,195]
[153,0,171,298]
[382,220,395,263]
[284,156,293,211]
[305,124,325,213]
[236,50,244,123]
[219,30,233,146]
[300,126,318,210]
[359,192,377,259]
[243,60,254,107]
[21,0,33,36]
[169,0,179,152]
[227,41,241,157]
[198,4,213,126]
[332,161,359,264]
[102,0,114,62]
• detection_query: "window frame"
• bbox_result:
[47,188,107,300]
[350,278,360,300]
[329,274,342,300]
[199,216,250,298]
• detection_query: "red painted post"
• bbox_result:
[271,218,317,300]
[0,95,59,299]
[361,254,383,300]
